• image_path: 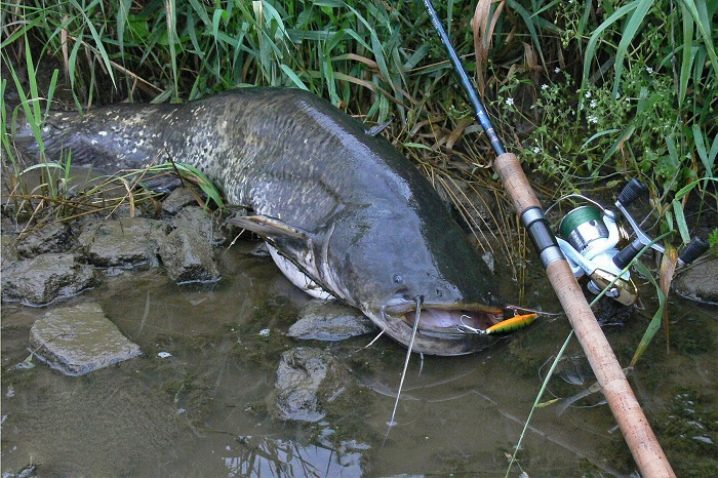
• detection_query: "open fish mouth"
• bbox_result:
[403,307,503,335]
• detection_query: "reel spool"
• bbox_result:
[552,179,708,307]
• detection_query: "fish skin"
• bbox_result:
[14,87,502,355]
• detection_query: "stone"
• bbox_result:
[673,257,718,305]
[29,301,142,376]
[272,347,346,422]
[158,207,220,283]
[172,207,215,242]
[16,222,74,258]
[158,228,220,283]
[78,217,165,270]
[1,233,19,265]
[288,300,375,341]
[1,253,97,306]
[162,186,200,215]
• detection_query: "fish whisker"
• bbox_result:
[387,295,423,429]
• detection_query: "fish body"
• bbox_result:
[16,88,505,355]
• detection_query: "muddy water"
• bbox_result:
[2,243,716,477]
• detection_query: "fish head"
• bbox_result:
[323,204,504,355]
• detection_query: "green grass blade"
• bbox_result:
[117,0,132,60]
[279,64,309,90]
[0,15,42,50]
[679,2,696,107]
[504,331,574,477]
[672,199,691,244]
[20,162,66,174]
[165,0,179,100]
[44,69,60,119]
[507,0,547,72]
[612,0,654,98]
[581,1,639,105]
[692,124,715,177]
[629,260,666,367]
[70,0,117,88]
[680,0,718,81]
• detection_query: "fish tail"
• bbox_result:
[11,105,167,172]
[11,111,73,161]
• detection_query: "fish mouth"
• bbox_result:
[382,302,504,338]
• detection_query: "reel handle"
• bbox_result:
[679,237,709,265]
[617,178,648,206]
[613,238,643,270]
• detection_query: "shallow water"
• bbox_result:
[2,243,716,477]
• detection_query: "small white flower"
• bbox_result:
[505,97,514,106]
[554,67,561,73]
[584,90,592,98]
[157,351,172,359]
[590,99,598,108]
[541,84,549,90]
[259,328,271,337]
[532,146,541,154]
[646,66,654,74]
[587,115,599,124]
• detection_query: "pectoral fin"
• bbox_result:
[229,214,309,240]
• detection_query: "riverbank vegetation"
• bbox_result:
[2,0,716,248]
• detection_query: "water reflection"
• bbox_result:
[223,435,367,478]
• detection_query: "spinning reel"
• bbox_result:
[552,179,709,306]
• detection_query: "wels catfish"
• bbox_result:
[14,88,511,355]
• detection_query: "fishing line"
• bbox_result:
[387,296,423,428]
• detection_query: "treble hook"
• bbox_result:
[456,314,487,335]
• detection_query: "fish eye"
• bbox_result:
[392,273,404,284]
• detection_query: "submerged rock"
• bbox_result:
[78,217,165,270]
[16,222,74,258]
[272,347,346,422]
[158,207,220,283]
[1,253,97,306]
[288,300,375,341]
[673,257,718,305]
[29,301,141,376]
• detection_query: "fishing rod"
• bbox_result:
[420,1,676,477]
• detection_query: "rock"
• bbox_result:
[158,207,220,283]
[29,301,142,376]
[1,253,97,306]
[288,300,375,341]
[16,222,74,258]
[78,217,165,270]
[673,257,718,305]
[272,347,346,422]
[1,233,19,266]
[159,228,220,283]
[172,207,215,242]
[161,186,200,215]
